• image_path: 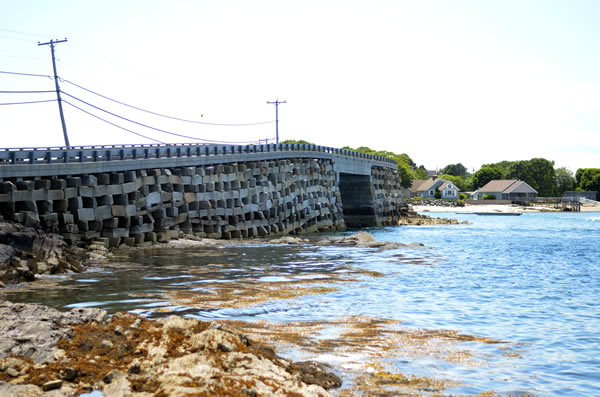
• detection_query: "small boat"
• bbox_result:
[473,212,522,216]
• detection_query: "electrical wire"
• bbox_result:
[0,27,46,38]
[0,90,55,94]
[0,70,53,79]
[0,99,56,106]
[61,91,261,144]
[61,79,275,126]
[63,99,165,144]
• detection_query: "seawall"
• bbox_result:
[0,157,404,247]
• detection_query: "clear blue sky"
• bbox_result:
[1,0,599,173]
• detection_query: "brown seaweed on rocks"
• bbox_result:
[0,301,339,396]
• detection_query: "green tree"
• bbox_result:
[414,166,429,180]
[396,162,414,189]
[554,167,576,195]
[472,165,504,189]
[281,139,314,145]
[575,168,586,187]
[507,158,556,196]
[441,163,468,177]
[483,161,511,178]
[578,168,600,194]
[439,174,468,191]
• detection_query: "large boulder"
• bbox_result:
[0,222,87,286]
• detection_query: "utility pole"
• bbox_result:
[267,99,286,144]
[38,38,70,147]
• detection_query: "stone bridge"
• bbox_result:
[0,143,405,247]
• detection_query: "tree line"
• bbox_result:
[281,140,599,197]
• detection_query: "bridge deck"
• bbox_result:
[0,143,396,179]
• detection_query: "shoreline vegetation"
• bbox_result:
[1,205,598,395]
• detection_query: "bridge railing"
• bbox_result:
[0,143,397,167]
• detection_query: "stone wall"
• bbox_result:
[0,158,346,247]
[371,166,406,226]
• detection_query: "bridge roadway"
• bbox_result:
[0,143,396,180]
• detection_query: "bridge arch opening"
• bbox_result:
[337,172,377,228]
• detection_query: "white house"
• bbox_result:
[411,177,460,199]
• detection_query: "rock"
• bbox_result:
[127,361,141,374]
[397,214,468,226]
[41,380,62,391]
[190,328,245,353]
[0,245,15,266]
[0,382,43,397]
[0,301,107,364]
[347,232,376,242]
[102,372,132,396]
[0,221,89,285]
[269,236,304,245]
[5,367,19,377]
[290,361,342,390]
[103,369,126,384]
[60,367,77,382]
[313,232,424,250]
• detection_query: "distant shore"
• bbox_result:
[411,203,600,213]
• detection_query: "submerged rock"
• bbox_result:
[315,232,426,250]
[396,215,468,225]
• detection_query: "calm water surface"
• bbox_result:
[4,211,600,396]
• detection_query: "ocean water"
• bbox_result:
[3,211,600,395]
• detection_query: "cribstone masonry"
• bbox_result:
[0,158,405,247]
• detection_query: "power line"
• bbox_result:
[0,34,33,43]
[63,99,165,144]
[0,70,53,79]
[0,27,47,38]
[61,91,260,144]
[61,79,275,126]
[0,99,56,106]
[0,90,55,94]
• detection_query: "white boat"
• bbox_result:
[473,212,522,216]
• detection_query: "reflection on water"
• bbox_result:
[2,212,600,396]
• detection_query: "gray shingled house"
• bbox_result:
[472,180,537,202]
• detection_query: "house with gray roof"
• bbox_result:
[411,177,460,199]
[472,180,537,202]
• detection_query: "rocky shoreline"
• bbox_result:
[0,300,340,396]
[0,211,468,396]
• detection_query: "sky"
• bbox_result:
[1,0,599,173]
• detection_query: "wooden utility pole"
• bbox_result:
[267,99,286,144]
[38,38,70,147]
